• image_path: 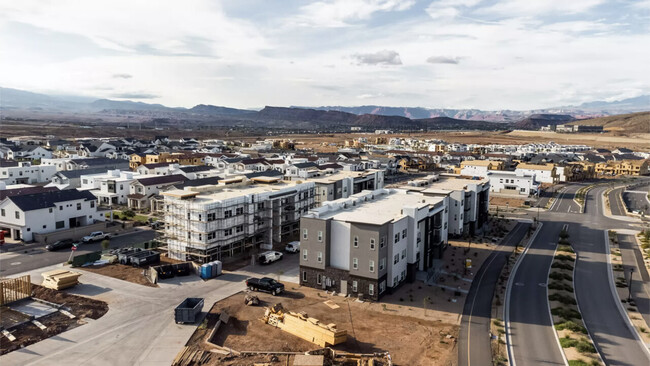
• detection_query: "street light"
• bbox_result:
[628,267,635,302]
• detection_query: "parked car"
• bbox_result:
[45,239,76,251]
[284,241,300,253]
[258,250,283,264]
[81,231,110,243]
[246,277,285,296]
[150,221,164,230]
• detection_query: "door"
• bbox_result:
[340,280,347,295]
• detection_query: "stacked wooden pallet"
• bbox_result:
[263,305,347,347]
[41,270,81,290]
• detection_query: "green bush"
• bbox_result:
[560,230,570,239]
[557,245,574,253]
[548,281,573,292]
[549,293,577,306]
[123,210,135,218]
[560,336,578,348]
[554,320,586,333]
[576,339,596,354]
[100,239,110,250]
[552,262,574,271]
[555,254,575,262]
[567,360,596,366]
[552,307,582,320]
[550,272,573,281]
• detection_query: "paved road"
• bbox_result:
[609,187,628,216]
[458,222,530,366]
[507,220,566,366]
[0,229,156,276]
[618,234,650,331]
[623,191,650,214]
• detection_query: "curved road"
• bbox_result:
[458,222,530,366]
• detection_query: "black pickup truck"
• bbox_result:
[246,277,284,296]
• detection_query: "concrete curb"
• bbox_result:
[546,239,570,366]
[603,230,650,357]
[504,222,543,366]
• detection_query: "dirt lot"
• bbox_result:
[182,285,459,366]
[0,285,108,355]
[490,196,530,208]
[80,263,158,287]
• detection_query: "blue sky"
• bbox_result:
[0,0,648,110]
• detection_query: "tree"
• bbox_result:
[101,239,110,251]
[123,210,135,218]
[276,270,284,282]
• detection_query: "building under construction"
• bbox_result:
[161,177,315,263]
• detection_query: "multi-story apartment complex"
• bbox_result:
[0,161,57,185]
[595,159,649,176]
[299,189,448,301]
[310,170,385,206]
[414,176,490,237]
[162,179,316,263]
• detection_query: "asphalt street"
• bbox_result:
[609,187,627,216]
[623,191,650,214]
[618,234,650,333]
[458,222,530,366]
[0,229,155,276]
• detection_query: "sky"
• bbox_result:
[0,0,649,110]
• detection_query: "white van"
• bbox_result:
[285,241,300,253]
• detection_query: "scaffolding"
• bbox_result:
[162,184,315,263]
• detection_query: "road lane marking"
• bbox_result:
[10,262,21,265]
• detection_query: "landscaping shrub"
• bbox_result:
[552,262,574,271]
[549,293,577,305]
[560,336,578,348]
[549,272,573,281]
[576,339,596,354]
[552,307,582,320]
[554,320,586,333]
[557,245,574,253]
[548,281,573,292]
[555,254,575,262]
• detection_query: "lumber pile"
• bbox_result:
[41,270,81,290]
[262,303,347,347]
[172,346,215,366]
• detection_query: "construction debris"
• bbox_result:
[244,294,260,306]
[262,303,347,347]
[323,300,339,310]
[41,270,81,290]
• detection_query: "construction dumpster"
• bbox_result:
[174,297,204,324]
[173,262,191,276]
[131,251,160,266]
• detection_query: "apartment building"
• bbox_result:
[299,189,448,301]
[514,163,559,184]
[310,170,385,206]
[487,171,537,196]
[458,160,505,177]
[416,176,490,237]
[0,161,57,185]
[595,159,649,176]
[161,179,316,263]
[128,174,188,210]
[0,189,102,242]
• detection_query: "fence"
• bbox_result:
[0,275,32,306]
[33,221,109,244]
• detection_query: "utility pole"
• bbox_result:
[628,267,635,302]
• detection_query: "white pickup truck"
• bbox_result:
[81,231,110,243]
[258,250,283,264]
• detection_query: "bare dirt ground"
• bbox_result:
[490,196,529,208]
[0,285,108,355]
[80,263,158,287]
[183,286,459,366]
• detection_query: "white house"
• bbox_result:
[0,189,103,242]
[0,161,57,185]
[487,171,537,196]
[515,163,559,184]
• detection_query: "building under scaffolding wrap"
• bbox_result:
[161,178,316,263]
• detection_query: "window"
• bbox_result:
[224,210,232,218]
[236,207,244,215]
[90,201,95,208]
[207,231,216,240]
[224,228,232,236]
[302,271,307,282]
[59,206,63,211]
[303,249,308,260]
[56,221,64,229]
[257,202,264,210]
[317,231,323,242]
[394,254,399,264]
[77,203,82,210]
[400,270,406,281]
[401,249,406,259]
[370,238,375,250]
[394,276,399,285]
[317,274,322,285]
[402,229,407,239]
[207,213,216,221]
[303,228,308,239]
[379,281,386,294]
[353,236,358,247]
[236,225,244,233]
[15,211,20,219]
[380,236,385,248]
[317,252,323,263]
[394,233,399,243]
[380,258,386,271]
[352,258,358,269]
[0,209,4,217]
[369,260,375,272]
[368,284,374,296]
[42,225,46,229]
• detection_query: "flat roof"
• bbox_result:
[164,181,311,202]
[423,177,488,191]
[308,170,378,184]
[316,190,444,225]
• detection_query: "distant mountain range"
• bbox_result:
[1,87,648,131]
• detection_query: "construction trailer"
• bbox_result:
[262,304,347,347]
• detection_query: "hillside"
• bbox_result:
[514,114,575,129]
[568,111,650,133]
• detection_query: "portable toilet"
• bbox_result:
[209,261,217,278]
[200,264,211,279]
[214,261,222,276]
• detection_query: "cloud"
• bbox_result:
[112,73,132,79]
[110,92,159,99]
[352,50,402,65]
[478,0,605,18]
[426,56,460,64]
[297,0,415,27]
